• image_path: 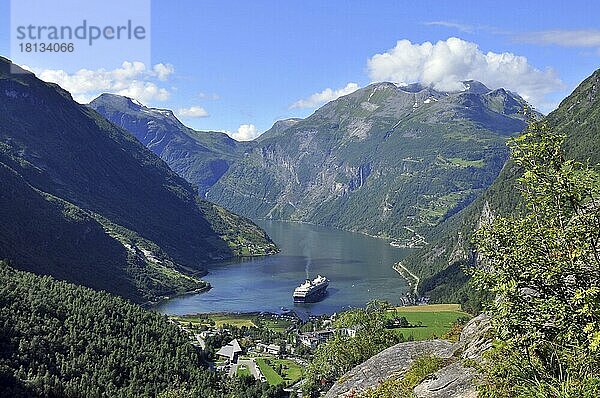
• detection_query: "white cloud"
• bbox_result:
[176,106,209,118]
[153,63,175,81]
[367,37,563,107]
[198,92,220,100]
[425,21,474,33]
[227,124,260,141]
[291,82,360,109]
[515,30,600,48]
[30,61,174,104]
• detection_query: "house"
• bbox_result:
[339,327,357,338]
[216,339,242,363]
[266,344,281,355]
[299,329,334,349]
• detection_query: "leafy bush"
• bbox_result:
[470,119,600,396]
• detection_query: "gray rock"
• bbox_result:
[413,361,478,398]
[324,340,453,397]
[457,313,492,360]
[325,314,492,397]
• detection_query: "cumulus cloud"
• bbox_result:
[227,124,260,141]
[367,37,563,107]
[153,63,175,80]
[30,61,174,104]
[176,106,209,118]
[515,30,600,48]
[291,82,360,109]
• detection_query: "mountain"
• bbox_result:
[206,81,533,242]
[256,118,302,141]
[0,57,276,303]
[401,69,600,309]
[89,93,247,195]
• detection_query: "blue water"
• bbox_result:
[153,220,412,316]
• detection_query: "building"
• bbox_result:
[299,329,335,349]
[216,339,242,363]
[266,343,281,356]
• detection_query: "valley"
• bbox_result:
[1,3,599,393]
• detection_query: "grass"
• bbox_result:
[270,358,303,385]
[236,364,251,377]
[254,357,303,386]
[386,304,471,341]
[209,313,256,328]
[392,304,463,312]
[170,312,294,331]
[256,358,284,386]
[260,318,293,332]
[171,313,257,328]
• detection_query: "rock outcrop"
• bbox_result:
[325,314,491,397]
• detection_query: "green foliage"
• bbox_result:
[476,343,600,398]
[469,120,600,396]
[302,301,405,396]
[0,262,284,398]
[357,355,449,398]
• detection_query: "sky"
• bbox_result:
[1,0,600,140]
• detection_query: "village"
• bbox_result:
[168,303,470,396]
[169,310,358,395]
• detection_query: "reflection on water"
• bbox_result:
[154,220,413,315]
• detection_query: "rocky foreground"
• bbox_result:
[325,314,491,397]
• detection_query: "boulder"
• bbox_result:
[324,340,453,397]
[324,313,492,397]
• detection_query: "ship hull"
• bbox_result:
[293,285,328,303]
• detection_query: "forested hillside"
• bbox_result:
[89,94,248,195]
[0,262,283,398]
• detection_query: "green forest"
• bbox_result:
[0,262,283,398]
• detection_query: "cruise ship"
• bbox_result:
[293,275,329,303]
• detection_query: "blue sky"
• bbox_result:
[1,0,600,140]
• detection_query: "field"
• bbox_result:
[236,364,251,377]
[259,318,294,332]
[170,312,298,330]
[208,313,256,327]
[255,358,284,385]
[387,304,471,340]
[255,357,303,386]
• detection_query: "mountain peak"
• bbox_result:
[90,94,179,121]
[461,80,491,94]
[92,93,145,110]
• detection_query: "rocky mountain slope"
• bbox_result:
[89,94,247,195]
[0,57,276,303]
[206,81,532,242]
[402,68,600,306]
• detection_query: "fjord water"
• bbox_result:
[155,220,412,315]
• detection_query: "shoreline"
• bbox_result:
[254,218,404,246]
[143,284,212,308]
